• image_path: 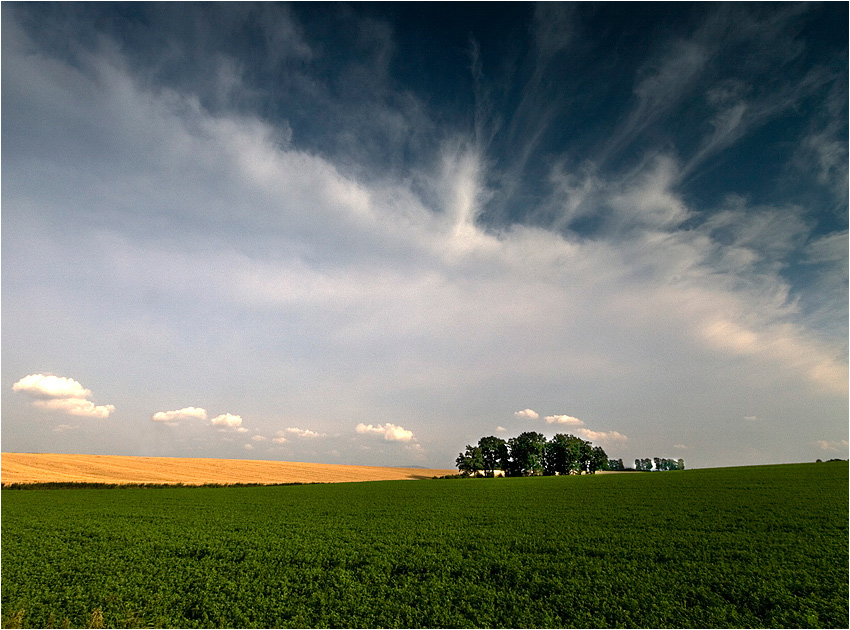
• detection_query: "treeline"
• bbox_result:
[456,431,609,477]
[608,457,685,471]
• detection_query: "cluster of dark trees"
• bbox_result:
[456,431,609,477]
[609,457,684,471]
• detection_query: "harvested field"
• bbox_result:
[0,453,457,486]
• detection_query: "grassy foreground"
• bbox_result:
[2,462,847,628]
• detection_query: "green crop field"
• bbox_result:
[2,462,847,628]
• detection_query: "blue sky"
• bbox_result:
[2,2,847,469]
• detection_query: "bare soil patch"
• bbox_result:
[1,453,457,486]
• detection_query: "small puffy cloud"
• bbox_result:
[514,409,539,420]
[812,439,848,452]
[13,374,90,399]
[31,398,116,418]
[285,427,325,438]
[355,422,415,442]
[252,435,267,442]
[673,443,688,450]
[53,424,79,433]
[545,414,584,426]
[13,374,114,418]
[151,407,208,423]
[210,413,243,429]
[496,426,507,433]
[576,428,629,443]
[744,415,758,422]
[272,431,288,444]
[244,443,254,451]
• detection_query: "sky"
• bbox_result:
[2,2,847,470]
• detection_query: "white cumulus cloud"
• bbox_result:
[514,409,539,420]
[31,398,116,418]
[355,422,415,442]
[12,374,115,418]
[812,439,848,452]
[545,414,584,426]
[576,428,629,443]
[210,413,243,429]
[12,374,90,399]
[151,407,208,423]
[285,427,325,438]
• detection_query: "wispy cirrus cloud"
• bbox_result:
[1,4,844,469]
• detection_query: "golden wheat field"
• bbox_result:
[0,452,457,486]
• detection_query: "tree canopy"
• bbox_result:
[457,433,610,477]
[457,435,686,476]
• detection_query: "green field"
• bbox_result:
[2,462,847,628]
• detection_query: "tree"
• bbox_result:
[635,458,652,472]
[478,436,509,476]
[577,439,594,474]
[543,433,577,475]
[545,433,591,475]
[507,431,547,476]
[588,445,609,474]
[455,445,484,475]
[677,458,685,470]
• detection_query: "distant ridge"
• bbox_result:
[0,453,457,486]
